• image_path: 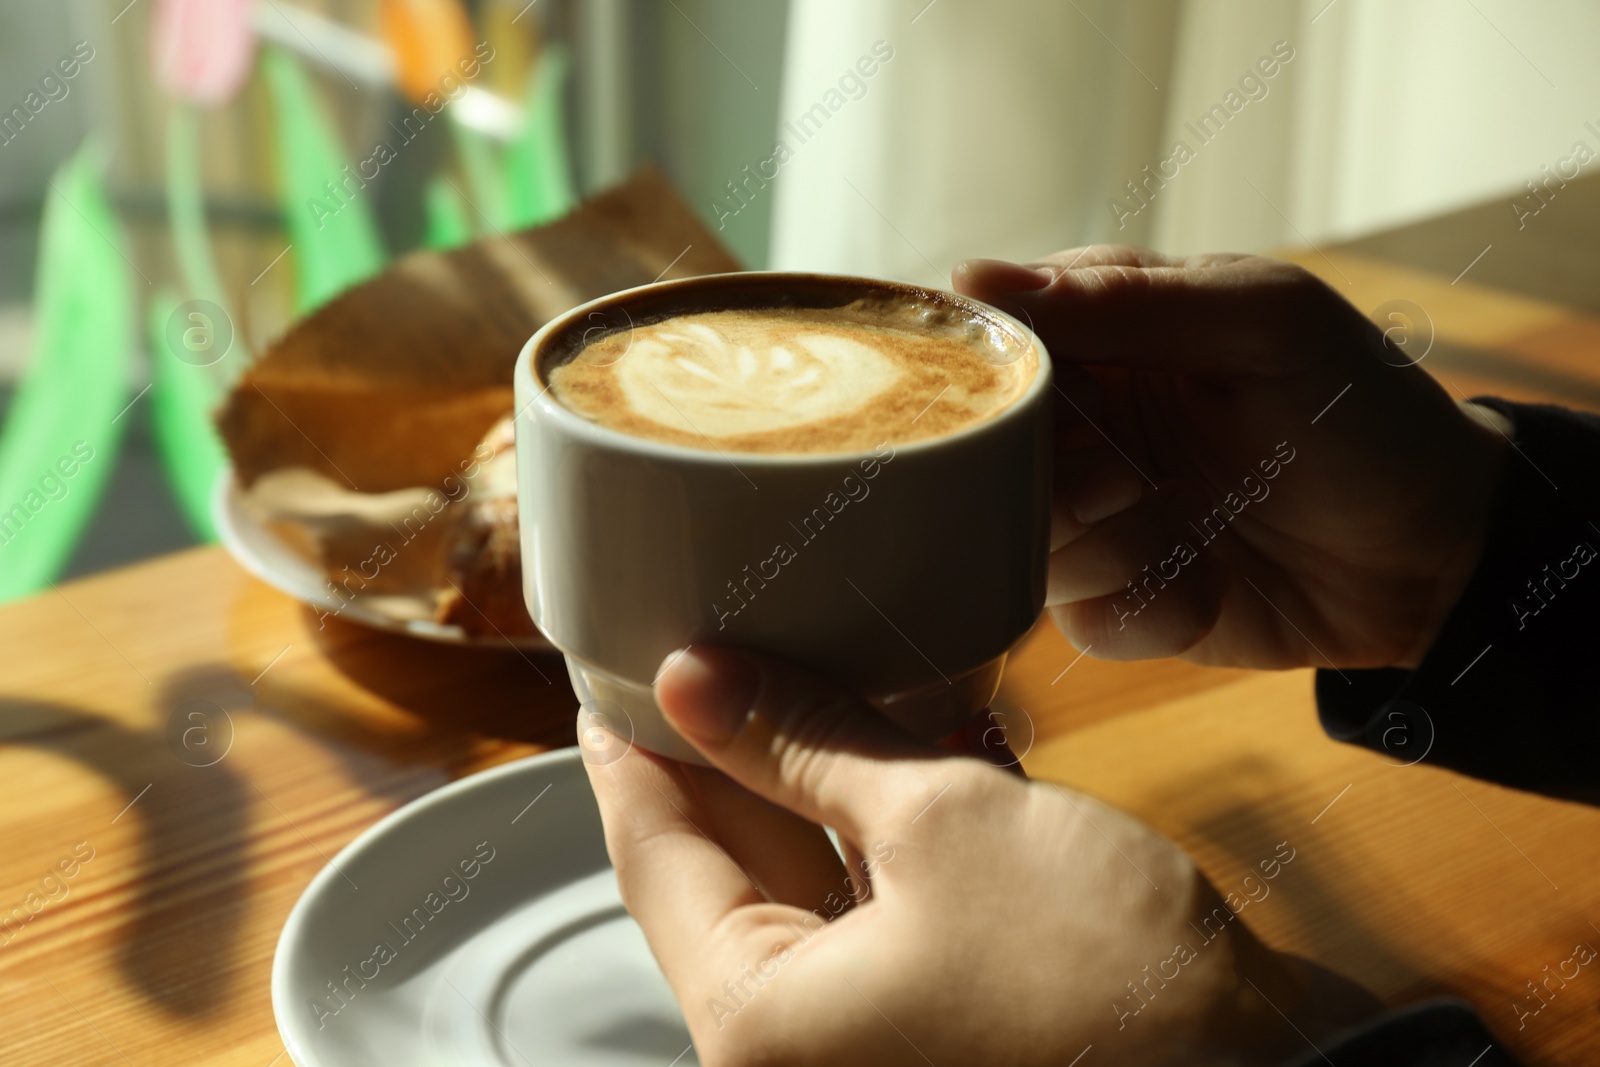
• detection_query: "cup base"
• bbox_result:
[565,654,1009,767]
[567,656,704,764]
[874,656,1007,740]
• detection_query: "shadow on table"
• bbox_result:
[304,609,574,753]
[0,694,250,1018]
[0,617,574,1019]
[1145,755,1451,1004]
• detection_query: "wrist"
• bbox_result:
[1191,943,1311,1067]
[1185,936,1382,1067]
[1395,399,1512,669]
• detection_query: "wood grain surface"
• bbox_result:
[3,192,1600,1065]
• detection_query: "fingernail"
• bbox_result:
[957,258,1054,292]
[654,647,762,746]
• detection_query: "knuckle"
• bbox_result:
[1076,262,1152,299]
[888,758,1008,834]
[1076,243,1162,267]
[1182,250,1251,267]
[766,690,861,801]
[604,828,668,910]
[1231,258,1351,359]
[1262,260,1336,317]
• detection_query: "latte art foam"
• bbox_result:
[545,297,1036,455]
[614,321,902,438]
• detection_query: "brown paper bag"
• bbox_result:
[216,169,742,637]
[219,167,742,493]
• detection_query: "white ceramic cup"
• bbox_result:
[514,272,1053,763]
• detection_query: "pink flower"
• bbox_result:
[150,0,257,106]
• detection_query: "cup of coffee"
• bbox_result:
[513,272,1052,762]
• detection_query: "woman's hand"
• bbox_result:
[583,646,1378,1066]
[955,249,1510,670]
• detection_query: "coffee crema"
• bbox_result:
[543,296,1037,455]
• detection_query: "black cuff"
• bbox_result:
[1315,400,1600,800]
[1281,998,1518,1067]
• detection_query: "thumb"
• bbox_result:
[654,646,948,844]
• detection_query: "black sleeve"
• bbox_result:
[1282,999,1518,1067]
[1293,401,1600,1066]
[1314,399,1600,802]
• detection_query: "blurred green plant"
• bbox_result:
[505,44,576,228]
[440,45,576,240]
[0,9,580,598]
[147,291,227,540]
[262,46,387,314]
[155,104,238,539]
[0,143,132,602]
[424,175,474,249]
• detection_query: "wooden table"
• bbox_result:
[5,186,1600,1065]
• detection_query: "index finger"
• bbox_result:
[956,250,1337,375]
[583,723,838,1005]
[583,733,767,984]
[1032,246,1251,272]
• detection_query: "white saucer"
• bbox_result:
[271,748,699,1066]
[214,471,549,650]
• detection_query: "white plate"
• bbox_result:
[272,747,699,1067]
[213,471,550,650]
